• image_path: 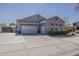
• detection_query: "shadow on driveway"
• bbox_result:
[15,33,47,36]
[48,35,74,38]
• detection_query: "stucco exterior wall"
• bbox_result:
[44,16,65,33]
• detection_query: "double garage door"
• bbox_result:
[21,26,38,34]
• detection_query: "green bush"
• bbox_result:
[48,31,68,35]
[64,30,72,33]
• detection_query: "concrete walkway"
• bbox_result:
[0,33,79,56]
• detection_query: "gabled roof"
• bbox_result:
[18,14,46,23]
[47,16,65,23]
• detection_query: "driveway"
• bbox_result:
[0,33,79,56]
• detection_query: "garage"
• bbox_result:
[21,26,38,34]
[41,26,46,34]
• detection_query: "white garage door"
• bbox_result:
[41,26,46,34]
[21,26,38,34]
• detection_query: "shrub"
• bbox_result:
[48,31,68,35]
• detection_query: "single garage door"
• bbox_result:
[21,26,38,34]
[41,26,46,34]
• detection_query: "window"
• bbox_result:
[51,28,53,31]
[59,24,62,26]
[55,28,58,31]
[59,28,62,31]
[51,24,53,25]
[56,24,58,26]
[51,28,55,31]
[37,15,39,18]
[77,27,79,30]
[73,23,76,26]
[56,18,58,20]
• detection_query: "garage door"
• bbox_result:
[21,26,38,34]
[41,26,46,34]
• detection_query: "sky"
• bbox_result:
[0,3,79,25]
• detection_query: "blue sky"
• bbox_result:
[0,3,79,25]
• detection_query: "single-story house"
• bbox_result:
[73,21,79,30]
[73,21,79,32]
[0,22,16,33]
[16,14,65,34]
[0,22,6,32]
[0,24,2,32]
[10,26,16,32]
[2,26,16,33]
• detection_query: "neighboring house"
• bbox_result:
[0,24,2,32]
[0,22,6,32]
[0,22,16,33]
[2,25,16,33]
[73,21,79,32]
[73,21,79,30]
[2,26,13,32]
[10,26,16,32]
[16,14,65,34]
[9,22,16,32]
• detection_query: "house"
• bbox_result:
[16,14,46,34]
[9,22,16,32]
[2,26,13,32]
[0,24,2,32]
[0,22,16,33]
[73,21,79,32]
[16,14,65,34]
[10,26,16,32]
[73,21,79,30]
[0,22,6,32]
[2,25,16,33]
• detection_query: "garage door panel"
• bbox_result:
[21,26,38,34]
[41,26,46,34]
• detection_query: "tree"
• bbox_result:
[62,17,74,32]
[9,22,16,27]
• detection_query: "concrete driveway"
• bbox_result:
[0,33,79,56]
